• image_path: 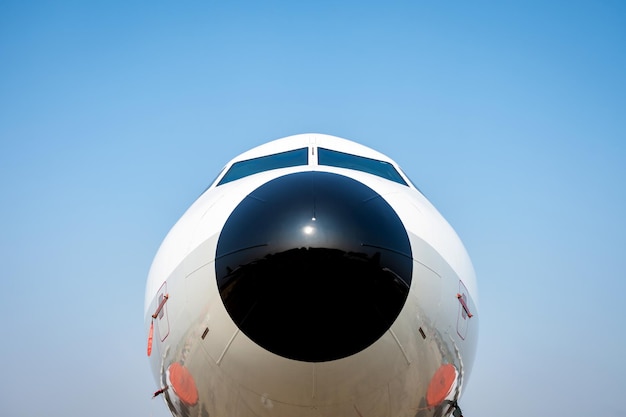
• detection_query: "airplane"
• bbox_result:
[144,133,478,417]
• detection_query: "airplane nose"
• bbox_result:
[215,172,413,362]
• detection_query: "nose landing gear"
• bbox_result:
[450,401,464,417]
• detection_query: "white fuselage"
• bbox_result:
[145,134,478,417]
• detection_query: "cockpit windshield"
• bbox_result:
[217,148,308,186]
[318,148,408,186]
[216,146,408,187]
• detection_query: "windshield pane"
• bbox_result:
[218,148,308,185]
[318,148,407,185]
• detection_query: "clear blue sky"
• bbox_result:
[1,1,625,416]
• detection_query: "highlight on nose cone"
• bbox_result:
[215,171,413,362]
